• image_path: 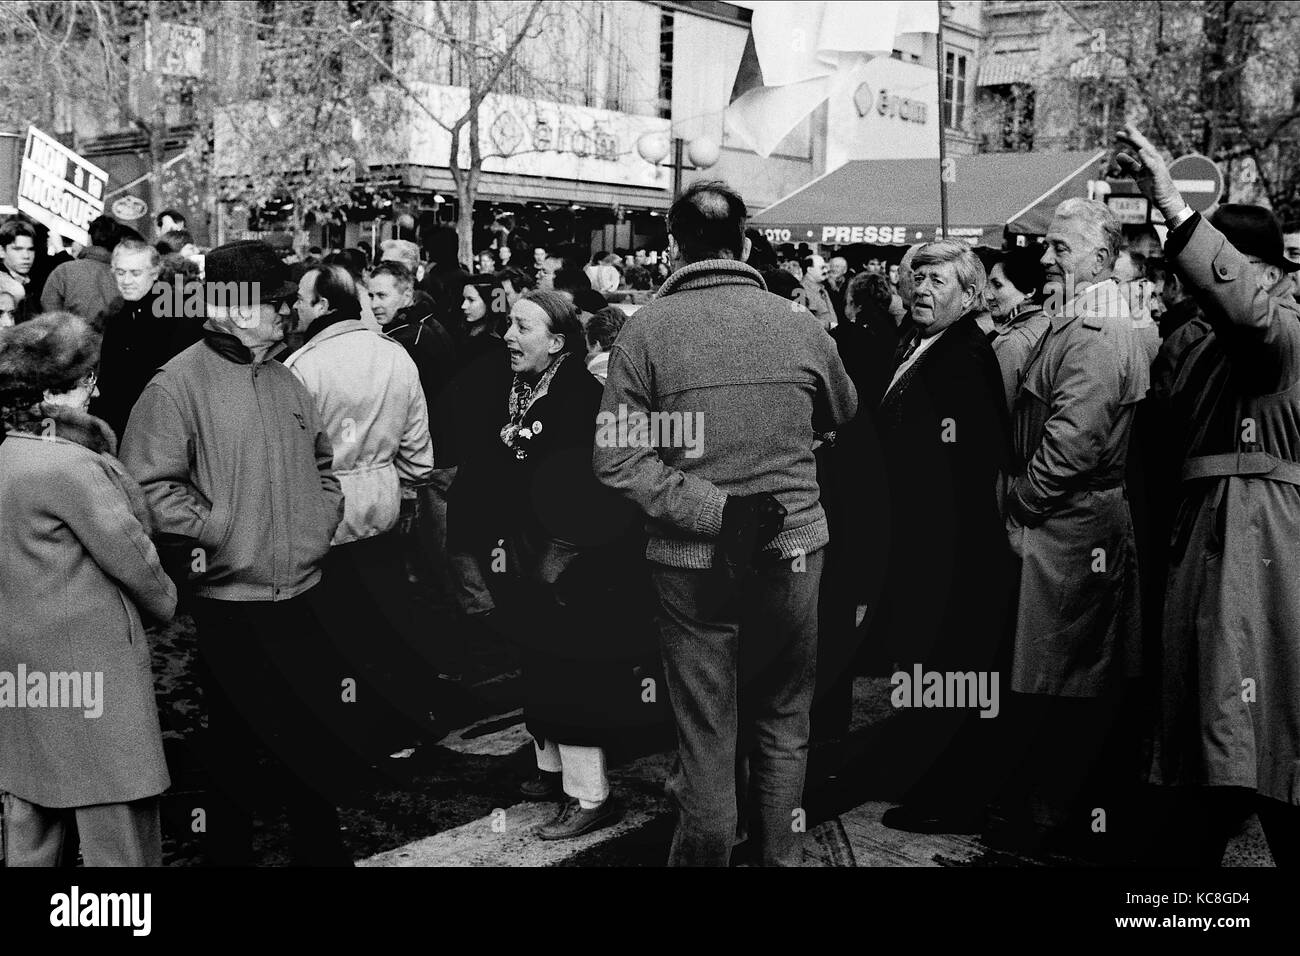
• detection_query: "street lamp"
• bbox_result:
[637,132,720,198]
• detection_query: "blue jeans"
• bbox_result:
[651,548,824,866]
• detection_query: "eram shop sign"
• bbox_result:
[17,126,108,246]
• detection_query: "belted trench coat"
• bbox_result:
[1149,214,1300,806]
[1006,279,1149,697]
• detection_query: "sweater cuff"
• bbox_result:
[695,488,727,537]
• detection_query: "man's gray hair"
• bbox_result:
[381,238,421,274]
[896,241,927,308]
[368,259,414,291]
[1054,198,1123,265]
[911,238,987,298]
[111,238,161,269]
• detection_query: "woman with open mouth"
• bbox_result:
[487,290,647,841]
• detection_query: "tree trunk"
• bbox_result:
[1199,1,1231,157]
[453,0,480,270]
[455,178,474,269]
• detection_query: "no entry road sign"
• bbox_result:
[1169,153,1224,213]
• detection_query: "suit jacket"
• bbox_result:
[870,313,1014,670]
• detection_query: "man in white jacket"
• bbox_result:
[284,263,437,757]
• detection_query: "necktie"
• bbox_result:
[895,332,922,366]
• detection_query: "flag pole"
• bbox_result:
[936,0,949,239]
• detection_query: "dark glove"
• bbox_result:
[714,492,787,587]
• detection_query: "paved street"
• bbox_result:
[144,613,1277,868]
[354,674,1274,868]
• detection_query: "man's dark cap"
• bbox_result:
[204,240,298,300]
[1208,204,1300,273]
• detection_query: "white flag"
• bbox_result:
[725,1,938,157]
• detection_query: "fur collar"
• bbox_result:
[38,404,118,455]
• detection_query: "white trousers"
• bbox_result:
[534,740,609,809]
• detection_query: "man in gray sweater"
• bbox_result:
[594,181,858,866]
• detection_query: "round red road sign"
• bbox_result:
[1168,154,1223,213]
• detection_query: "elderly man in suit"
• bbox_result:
[1117,126,1300,867]
[869,239,1016,833]
[994,197,1149,857]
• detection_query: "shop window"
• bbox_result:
[658,10,674,119]
[943,48,969,130]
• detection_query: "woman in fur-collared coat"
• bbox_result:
[0,311,176,867]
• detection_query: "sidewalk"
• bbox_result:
[359,677,1276,867]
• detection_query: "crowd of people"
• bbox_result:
[2,122,1299,868]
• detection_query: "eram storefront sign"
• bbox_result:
[825,56,939,171]
[406,84,671,191]
[16,127,108,246]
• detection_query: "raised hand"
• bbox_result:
[1113,124,1184,220]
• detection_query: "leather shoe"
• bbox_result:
[519,770,562,801]
[537,796,624,841]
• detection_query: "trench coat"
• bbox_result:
[1149,215,1300,806]
[1006,278,1148,698]
[0,409,176,808]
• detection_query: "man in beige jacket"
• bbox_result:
[285,262,436,759]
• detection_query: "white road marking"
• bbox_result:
[437,708,531,756]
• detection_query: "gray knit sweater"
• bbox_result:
[593,258,858,569]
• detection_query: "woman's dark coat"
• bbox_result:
[471,352,657,747]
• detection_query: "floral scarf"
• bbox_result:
[500,353,567,459]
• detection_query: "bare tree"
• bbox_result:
[343,0,651,266]
[0,0,208,224]
[1017,0,1300,219]
[211,0,405,246]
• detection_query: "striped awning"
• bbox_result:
[978,53,1037,87]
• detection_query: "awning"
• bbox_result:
[978,52,1037,87]
[402,165,671,211]
[750,150,1105,248]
